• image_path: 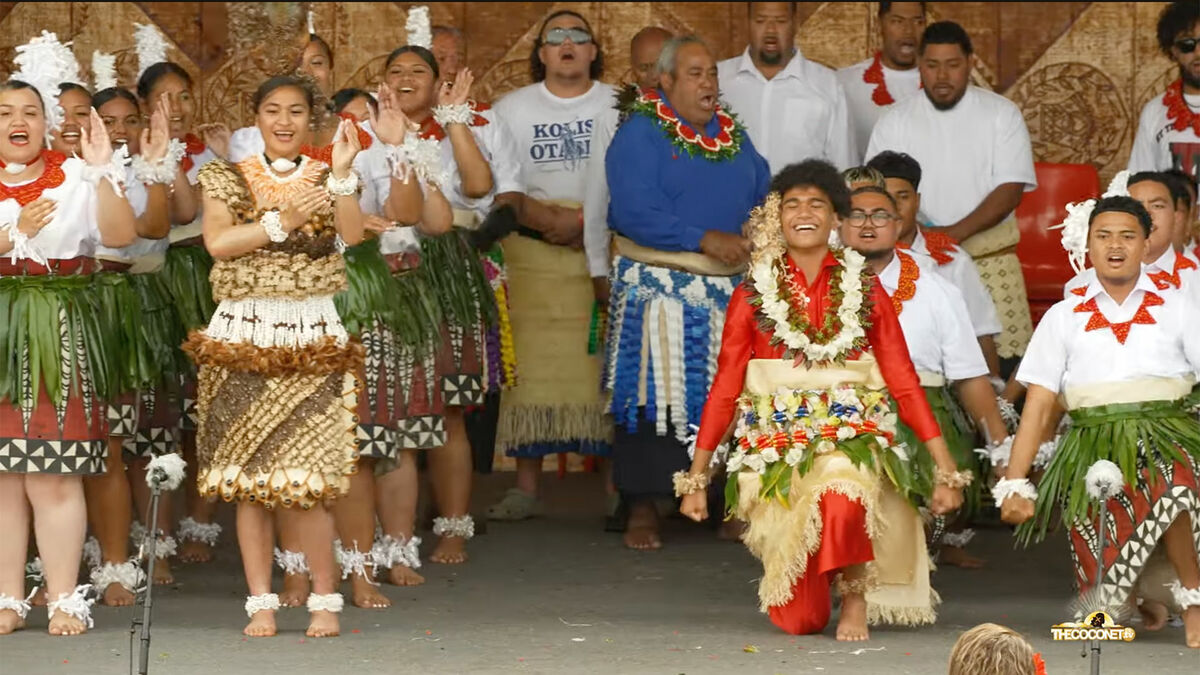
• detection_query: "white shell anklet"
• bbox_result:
[432,515,475,540]
[178,517,222,546]
[273,548,309,576]
[371,535,422,571]
[90,560,146,593]
[244,593,280,617]
[306,593,344,613]
[1170,581,1200,610]
[334,540,379,585]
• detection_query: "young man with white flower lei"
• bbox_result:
[999,194,1200,649]
[678,159,965,640]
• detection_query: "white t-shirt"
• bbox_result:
[836,56,922,164]
[908,229,1002,336]
[493,80,619,277]
[1018,274,1200,399]
[717,48,857,174]
[866,86,1037,227]
[879,251,988,381]
[1,158,101,262]
[1128,89,1200,173]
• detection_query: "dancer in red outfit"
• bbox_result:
[678,160,965,640]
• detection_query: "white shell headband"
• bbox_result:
[1051,170,1130,274]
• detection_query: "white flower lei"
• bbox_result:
[750,247,868,364]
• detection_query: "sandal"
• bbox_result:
[485,488,544,521]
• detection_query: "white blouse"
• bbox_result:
[94,166,169,262]
[1018,273,1200,396]
[0,157,102,263]
[878,251,989,381]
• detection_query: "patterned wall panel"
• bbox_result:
[0,2,1177,183]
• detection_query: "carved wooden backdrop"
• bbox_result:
[0,2,1175,184]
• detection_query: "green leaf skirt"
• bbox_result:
[336,238,441,356]
[418,228,499,330]
[1019,398,1200,545]
[97,270,189,395]
[162,244,216,332]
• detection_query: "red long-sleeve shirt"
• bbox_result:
[695,252,942,451]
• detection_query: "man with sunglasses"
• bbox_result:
[1130,2,1200,177]
[489,10,620,522]
[717,2,856,174]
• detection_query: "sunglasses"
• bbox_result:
[1176,37,1199,54]
[543,27,592,46]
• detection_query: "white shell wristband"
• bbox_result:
[325,170,359,196]
[991,477,1038,505]
[260,210,287,243]
[432,103,473,127]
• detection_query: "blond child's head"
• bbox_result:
[948,623,1039,675]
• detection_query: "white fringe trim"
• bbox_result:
[0,593,31,620]
[306,593,344,613]
[273,548,309,577]
[371,534,421,570]
[432,515,475,539]
[131,139,184,185]
[334,539,379,585]
[1170,581,1200,610]
[244,593,280,617]
[82,536,101,570]
[204,295,349,349]
[47,584,96,629]
[177,517,222,546]
[90,560,146,593]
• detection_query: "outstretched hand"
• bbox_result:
[437,68,474,108]
[79,109,114,167]
[370,85,415,146]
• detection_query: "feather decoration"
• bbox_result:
[134,22,169,79]
[92,51,118,92]
[11,31,79,136]
[307,9,316,36]
[406,6,432,49]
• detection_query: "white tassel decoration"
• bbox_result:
[134,23,169,79]
[405,6,432,50]
[92,50,118,91]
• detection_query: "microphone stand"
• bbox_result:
[1081,484,1111,675]
[129,455,185,675]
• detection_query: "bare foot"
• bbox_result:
[836,592,870,641]
[30,588,46,607]
[152,561,175,586]
[244,610,276,638]
[430,536,469,564]
[48,610,87,636]
[350,575,391,609]
[102,582,136,607]
[940,545,986,569]
[1184,605,1200,649]
[306,610,340,638]
[386,566,425,587]
[179,540,213,564]
[718,518,747,542]
[279,573,309,608]
[623,501,662,551]
[1138,600,1169,631]
[0,609,24,635]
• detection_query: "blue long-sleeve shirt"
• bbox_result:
[605,98,770,253]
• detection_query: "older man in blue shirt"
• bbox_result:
[604,35,770,550]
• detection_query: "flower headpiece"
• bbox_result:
[134,22,169,80]
[10,31,83,138]
[92,51,118,92]
[406,6,432,50]
[1051,170,1129,274]
[745,192,785,265]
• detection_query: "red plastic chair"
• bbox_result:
[1015,162,1101,325]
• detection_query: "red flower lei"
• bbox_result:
[180,133,207,174]
[897,229,956,266]
[0,150,67,206]
[630,88,743,161]
[300,113,376,164]
[862,52,921,107]
[1163,79,1200,135]
[1073,290,1162,344]
[889,250,919,316]
[418,101,492,142]
[1147,252,1197,290]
